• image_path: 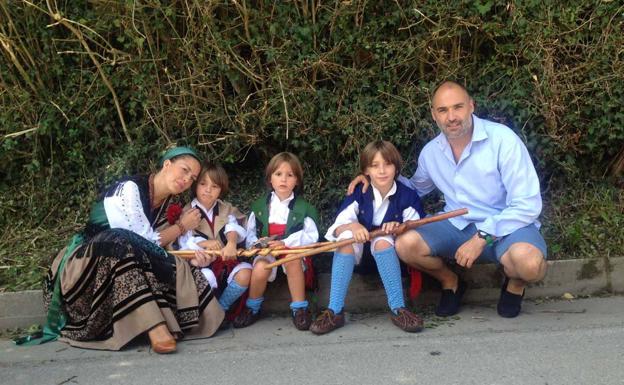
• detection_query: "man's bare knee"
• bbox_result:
[395,231,430,262]
[507,243,547,282]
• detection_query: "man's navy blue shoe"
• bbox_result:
[435,279,467,317]
[497,277,525,318]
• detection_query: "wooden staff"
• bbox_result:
[170,247,319,260]
[264,208,469,270]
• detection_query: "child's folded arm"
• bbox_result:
[325,200,360,241]
[244,212,259,248]
[401,206,422,222]
[224,214,247,242]
[283,217,319,247]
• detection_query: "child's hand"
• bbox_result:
[350,223,370,243]
[198,239,222,250]
[190,249,217,268]
[267,240,285,248]
[221,242,238,261]
[179,208,201,231]
[381,221,400,234]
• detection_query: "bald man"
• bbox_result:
[348,81,547,318]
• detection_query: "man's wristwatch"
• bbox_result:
[477,230,495,246]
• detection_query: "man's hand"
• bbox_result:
[346,174,369,195]
[381,221,400,234]
[221,242,238,261]
[454,234,487,269]
[350,223,370,243]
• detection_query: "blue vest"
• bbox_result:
[335,182,425,230]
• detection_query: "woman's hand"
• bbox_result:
[346,174,369,195]
[381,221,400,235]
[189,249,217,268]
[179,208,201,231]
[350,223,370,243]
[221,242,238,261]
[198,239,222,251]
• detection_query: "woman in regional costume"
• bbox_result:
[37,147,224,353]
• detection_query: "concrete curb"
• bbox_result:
[1,257,622,329]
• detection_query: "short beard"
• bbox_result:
[437,118,471,140]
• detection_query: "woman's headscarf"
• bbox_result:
[158,146,201,167]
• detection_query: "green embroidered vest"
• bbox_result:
[250,193,319,238]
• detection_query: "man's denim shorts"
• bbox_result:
[414,220,548,264]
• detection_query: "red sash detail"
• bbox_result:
[268,223,286,237]
[267,223,316,290]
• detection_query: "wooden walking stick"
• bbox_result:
[263,208,469,270]
[170,247,319,260]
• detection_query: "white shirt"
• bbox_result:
[245,191,319,248]
[178,198,247,250]
[103,181,161,244]
[399,114,542,237]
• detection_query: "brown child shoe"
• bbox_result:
[390,308,424,333]
[292,308,312,330]
[232,307,260,328]
[309,309,345,335]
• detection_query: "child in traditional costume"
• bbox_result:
[177,163,251,318]
[233,152,319,330]
[310,141,425,334]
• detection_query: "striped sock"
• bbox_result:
[328,252,356,314]
[372,247,405,313]
[245,297,264,314]
[218,280,247,311]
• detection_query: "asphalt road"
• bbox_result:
[1,295,623,385]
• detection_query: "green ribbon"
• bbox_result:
[14,233,84,345]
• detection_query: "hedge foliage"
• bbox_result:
[1,1,623,288]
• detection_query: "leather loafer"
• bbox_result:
[151,338,177,354]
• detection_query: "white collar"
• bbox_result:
[192,198,218,216]
[270,191,295,205]
[371,181,397,203]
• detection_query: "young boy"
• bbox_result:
[310,140,426,334]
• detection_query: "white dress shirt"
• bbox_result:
[399,114,542,237]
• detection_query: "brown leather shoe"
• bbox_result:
[390,308,424,333]
[309,309,345,335]
[233,307,260,328]
[292,308,312,330]
[151,338,177,354]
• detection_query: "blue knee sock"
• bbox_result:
[290,300,309,316]
[246,297,264,314]
[372,247,405,313]
[219,280,248,311]
[328,252,356,314]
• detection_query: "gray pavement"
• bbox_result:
[1,295,623,385]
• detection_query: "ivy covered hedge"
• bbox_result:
[1,1,623,289]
